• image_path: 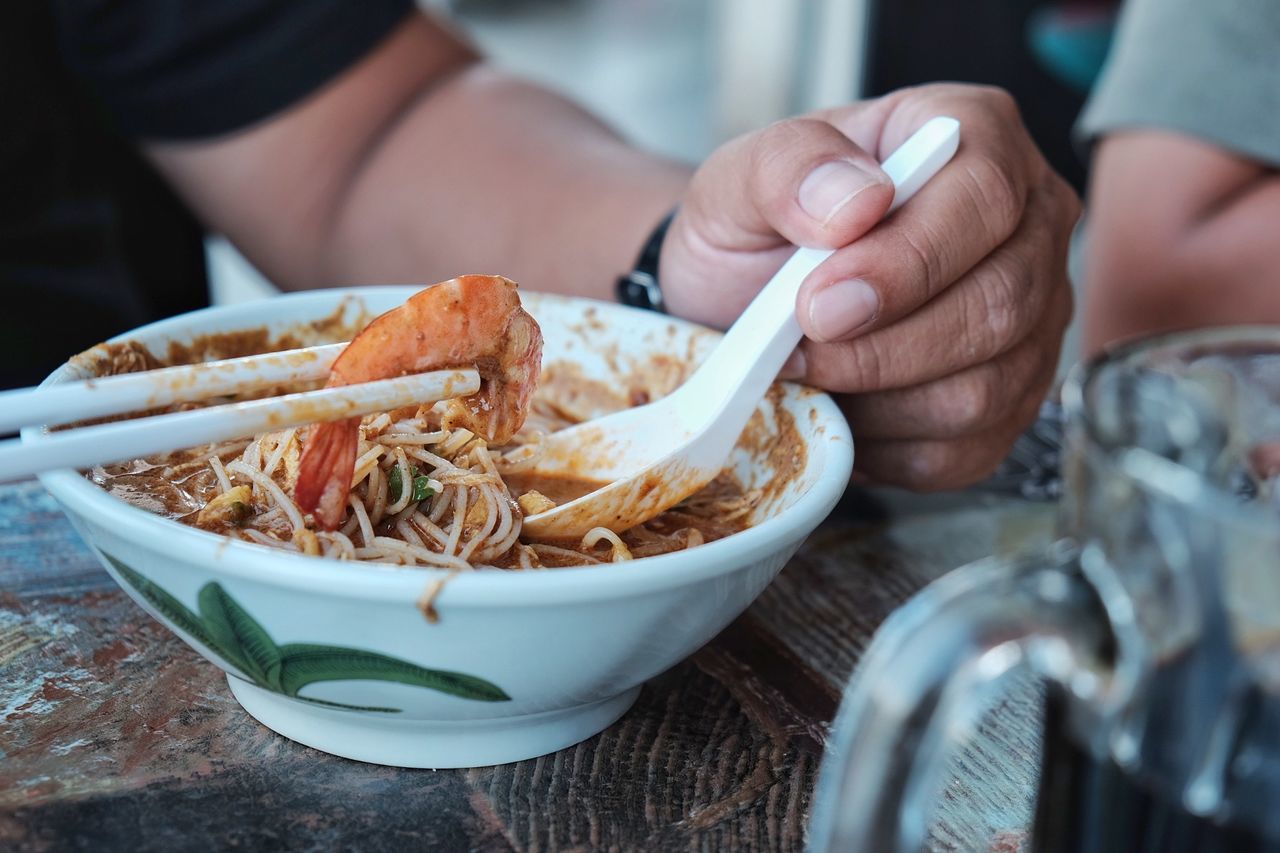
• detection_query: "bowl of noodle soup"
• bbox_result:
[33,286,853,768]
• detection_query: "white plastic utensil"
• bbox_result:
[3,369,478,483]
[0,342,348,433]
[522,117,961,539]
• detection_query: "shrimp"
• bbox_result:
[296,275,543,529]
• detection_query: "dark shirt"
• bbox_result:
[1,0,412,389]
[865,0,1089,193]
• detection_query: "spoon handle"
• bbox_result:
[679,117,961,427]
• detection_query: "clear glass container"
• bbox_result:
[809,328,1280,852]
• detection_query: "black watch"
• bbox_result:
[615,210,675,313]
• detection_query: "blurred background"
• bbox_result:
[213,0,1107,375]
[211,0,870,304]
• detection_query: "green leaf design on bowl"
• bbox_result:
[102,553,511,711]
[199,583,285,692]
[276,643,510,702]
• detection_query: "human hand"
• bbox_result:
[659,84,1080,490]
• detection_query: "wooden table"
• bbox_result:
[0,479,1054,851]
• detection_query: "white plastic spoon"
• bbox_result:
[522,117,961,539]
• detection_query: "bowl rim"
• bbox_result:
[35,287,854,607]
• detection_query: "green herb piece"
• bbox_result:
[389,464,434,504]
[387,465,404,501]
[411,475,434,503]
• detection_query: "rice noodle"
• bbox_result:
[348,494,375,547]
[495,432,544,473]
[405,448,454,472]
[445,485,467,556]
[320,530,356,560]
[457,483,498,562]
[417,570,462,624]
[208,456,232,494]
[350,446,385,488]
[378,431,448,446]
[371,537,471,570]
[256,506,285,526]
[242,528,295,550]
[411,511,450,547]
[368,464,388,526]
[161,410,748,572]
[244,437,263,471]
[95,365,756,581]
[427,484,452,524]
[262,428,295,478]
[338,514,360,538]
[395,517,426,549]
[226,459,304,532]
[581,527,634,562]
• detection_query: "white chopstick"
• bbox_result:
[1,368,479,483]
[0,342,349,433]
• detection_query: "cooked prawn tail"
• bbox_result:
[292,275,542,525]
[296,417,361,530]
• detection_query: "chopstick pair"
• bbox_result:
[0,344,480,483]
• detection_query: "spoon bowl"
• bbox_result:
[523,117,962,539]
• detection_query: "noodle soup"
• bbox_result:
[86,357,761,570]
[36,288,851,768]
[79,307,798,572]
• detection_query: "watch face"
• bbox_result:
[616,272,665,313]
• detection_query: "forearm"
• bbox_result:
[324,65,690,299]
[1085,177,1280,353]
[1083,132,1280,354]
[148,14,690,300]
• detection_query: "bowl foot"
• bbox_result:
[227,676,640,768]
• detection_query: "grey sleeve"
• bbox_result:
[1079,0,1280,167]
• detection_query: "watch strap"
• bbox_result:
[615,210,675,313]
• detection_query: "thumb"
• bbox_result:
[684,117,894,253]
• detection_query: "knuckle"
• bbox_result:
[821,338,887,393]
[975,85,1021,120]
[743,123,813,233]
[870,434,1008,492]
[940,369,1000,434]
[904,442,960,489]
[752,117,830,168]
[899,225,948,300]
[964,442,1009,485]
[957,254,1031,363]
[753,118,798,154]
[1035,172,1083,239]
[1057,177,1084,223]
[911,82,1018,115]
[747,120,810,192]
[979,250,1034,349]
[961,153,1026,241]
[747,123,795,186]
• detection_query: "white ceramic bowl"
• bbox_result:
[35,287,853,768]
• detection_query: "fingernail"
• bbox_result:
[798,160,881,224]
[780,348,807,380]
[808,279,879,342]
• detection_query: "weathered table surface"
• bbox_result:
[1,478,1055,851]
